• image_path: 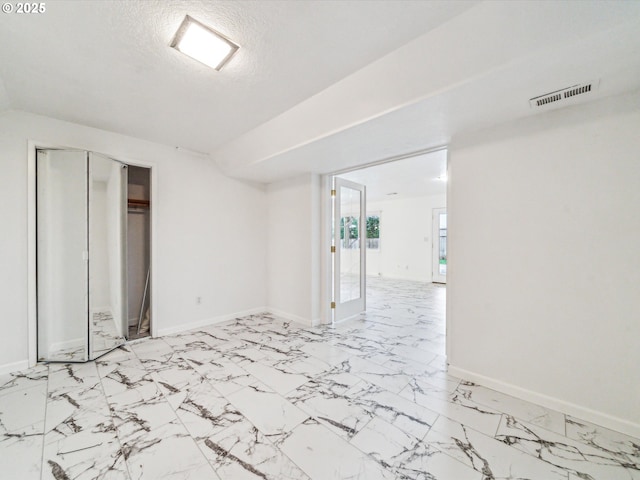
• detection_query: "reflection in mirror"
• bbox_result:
[89,153,127,359]
[340,186,361,303]
[37,150,89,362]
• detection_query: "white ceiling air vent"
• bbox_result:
[529,80,599,110]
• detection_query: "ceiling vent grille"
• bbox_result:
[529,81,599,109]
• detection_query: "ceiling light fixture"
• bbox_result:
[170,15,239,71]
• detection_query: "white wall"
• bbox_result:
[367,195,446,282]
[0,110,267,372]
[267,174,321,325]
[447,92,640,437]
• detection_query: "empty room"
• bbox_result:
[0,1,639,479]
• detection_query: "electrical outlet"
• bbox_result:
[196,296,202,305]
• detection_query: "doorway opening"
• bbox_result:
[327,148,448,350]
[127,165,152,340]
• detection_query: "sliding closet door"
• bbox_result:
[88,153,127,359]
[37,150,89,362]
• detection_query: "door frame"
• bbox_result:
[27,140,158,367]
[320,145,449,326]
[432,207,447,284]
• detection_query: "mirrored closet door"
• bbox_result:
[37,149,128,362]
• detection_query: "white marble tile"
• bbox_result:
[121,420,217,480]
[188,354,258,397]
[400,378,503,437]
[100,363,159,401]
[0,363,48,396]
[496,414,639,479]
[279,418,395,479]
[0,431,43,479]
[393,436,482,480]
[350,416,421,469]
[2,277,637,480]
[566,415,640,467]
[47,362,101,394]
[226,382,308,437]
[240,358,311,396]
[174,382,245,439]
[455,380,566,435]
[199,417,309,480]
[426,415,568,479]
[300,342,353,365]
[286,372,372,439]
[347,382,439,440]
[0,383,47,435]
[43,435,128,480]
[337,355,412,394]
[382,354,461,393]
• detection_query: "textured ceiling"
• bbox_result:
[0,0,476,153]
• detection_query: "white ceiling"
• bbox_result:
[338,150,447,203]
[0,0,476,153]
[1,1,639,185]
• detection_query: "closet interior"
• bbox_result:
[127,166,151,340]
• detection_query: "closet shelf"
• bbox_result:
[128,199,150,209]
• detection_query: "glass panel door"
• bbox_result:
[432,208,447,284]
[88,153,127,359]
[37,150,89,362]
[333,177,366,322]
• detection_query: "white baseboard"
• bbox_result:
[0,359,30,376]
[448,365,640,439]
[156,307,269,337]
[267,308,317,327]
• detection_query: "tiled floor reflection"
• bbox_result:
[1,277,638,479]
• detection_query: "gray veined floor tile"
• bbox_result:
[47,362,101,394]
[2,277,639,480]
[199,417,310,480]
[0,363,48,396]
[121,419,218,480]
[337,355,412,394]
[225,381,309,438]
[565,415,640,467]
[0,431,43,479]
[454,380,566,435]
[239,357,311,395]
[425,415,568,480]
[279,418,395,480]
[0,383,47,436]
[285,372,373,439]
[189,355,259,397]
[174,381,245,439]
[496,414,640,480]
[399,377,503,437]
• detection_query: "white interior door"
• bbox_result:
[333,177,366,322]
[432,208,447,284]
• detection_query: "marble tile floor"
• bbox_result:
[1,277,638,479]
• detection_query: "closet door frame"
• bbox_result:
[27,140,158,368]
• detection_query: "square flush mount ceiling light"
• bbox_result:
[170,15,239,71]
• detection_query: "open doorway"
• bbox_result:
[329,148,447,354]
[126,165,152,340]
